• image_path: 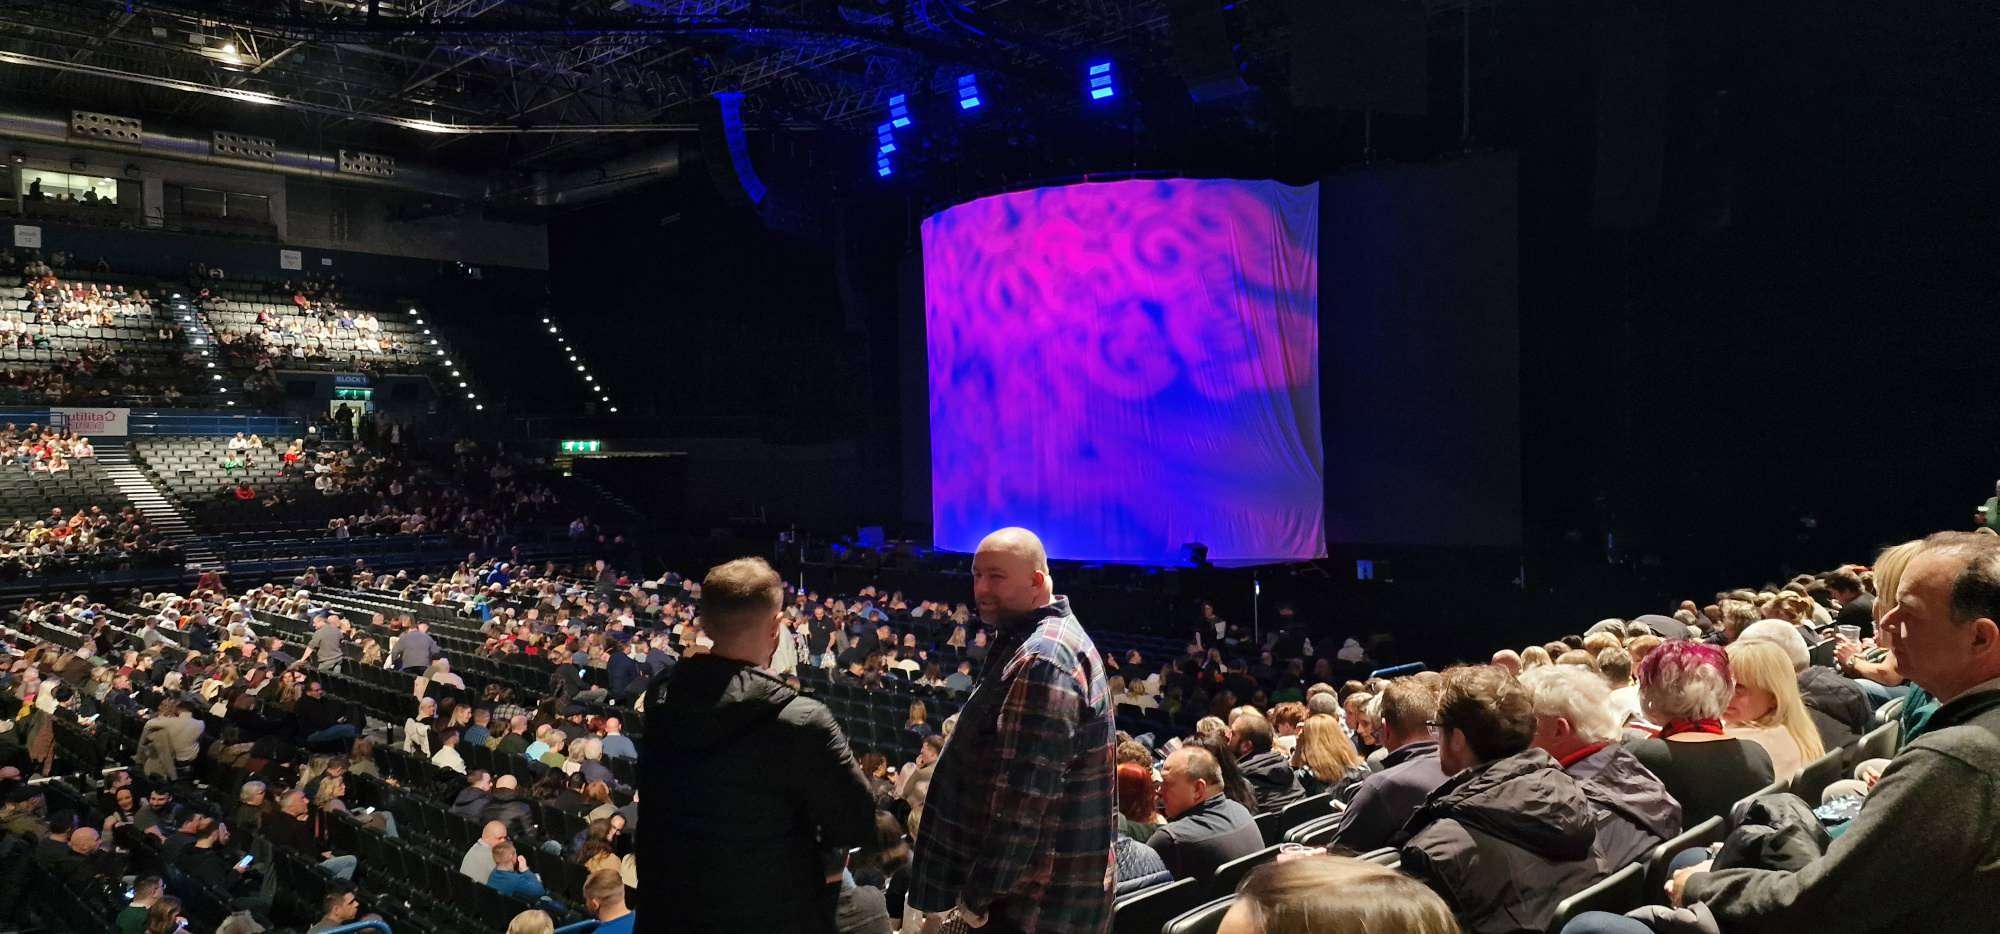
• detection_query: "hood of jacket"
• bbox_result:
[1414,748,1598,861]
[1570,743,1683,840]
[654,654,797,754]
[1239,749,1295,787]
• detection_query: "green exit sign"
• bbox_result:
[560,440,602,454]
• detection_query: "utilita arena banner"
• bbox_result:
[53,407,129,436]
[922,178,1324,564]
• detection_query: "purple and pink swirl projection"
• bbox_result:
[923,178,1325,564]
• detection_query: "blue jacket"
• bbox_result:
[487,869,546,901]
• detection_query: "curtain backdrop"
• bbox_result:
[923,178,1324,564]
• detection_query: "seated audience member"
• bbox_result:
[265,789,358,880]
[1721,640,1826,779]
[34,824,116,884]
[451,771,493,819]
[481,774,535,840]
[1230,712,1306,812]
[1116,762,1165,843]
[584,868,636,933]
[115,875,165,934]
[1219,855,1461,934]
[462,820,508,883]
[1622,641,1775,824]
[1145,745,1264,879]
[1737,619,1873,749]
[1598,648,1643,727]
[1570,533,2000,934]
[1396,666,1602,934]
[508,910,557,934]
[432,727,467,774]
[308,889,362,933]
[1292,713,1367,799]
[837,810,909,934]
[485,841,549,901]
[1329,677,1448,852]
[1522,667,1682,870]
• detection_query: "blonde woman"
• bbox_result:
[1220,855,1460,934]
[1292,714,1367,798]
[1723,640,1826,778]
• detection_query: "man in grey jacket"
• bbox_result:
[308,614,345,672]
[392,618,438,673]
[1565,533,2000,934]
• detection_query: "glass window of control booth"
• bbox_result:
[21,170,119,204]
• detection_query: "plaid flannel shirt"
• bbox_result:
[909,597,1116,934]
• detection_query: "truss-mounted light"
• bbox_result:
[957,74,983,111]
[888,93,912,129]
[1087,61,1117,101]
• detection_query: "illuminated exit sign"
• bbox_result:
[560,440,602,454]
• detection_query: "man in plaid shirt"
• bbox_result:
[910,527,1116,934]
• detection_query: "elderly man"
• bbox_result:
[1571,533,2000,934]
[1145,745,1263,879]
[1521,666,1682,870]
[910,528,1116,934]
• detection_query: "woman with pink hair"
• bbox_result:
[1624,640,1777,823]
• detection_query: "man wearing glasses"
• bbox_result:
[1328,677,1449,852]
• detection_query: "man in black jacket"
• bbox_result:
[1397,666,1602,934]
[1228,712,1305,813]
[641,556,875,934]
[450,772,492,820]
[479,774,534,841]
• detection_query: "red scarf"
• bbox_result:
[1556,741,1610,769]
[1657,717,1725,739]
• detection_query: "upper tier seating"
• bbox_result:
[0,269,198,404]
[203,278,443,374]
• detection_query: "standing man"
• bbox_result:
[910,527,1116,934]
[392,618,438,673]
[308,614,346,672]
[640,556,875,933]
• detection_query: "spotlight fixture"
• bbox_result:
[957,74,982,110]
[888,93,911,129]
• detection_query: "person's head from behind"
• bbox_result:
[1376,677,1439,752]
[1596,647,1634,687]
[508,909,556,934]
[1219,855,1460,934]
[1489,649,1522,675]
[1228,712,1276,759]
[492,841,518,870]
[1635,640,1732,725]
[1294,714,1363,778]
[1432,666,1534,775]
[130,875,164,907]
[1116,762,1159,823]
[701,556,785,666]
[1736,620,1809,673]
[1521,666,1622,761]
[480,820,508,848]
[144,896,183,934]
[1159,745,1223,819]
[1825,568,1864,603]
[1519,645,1552,669]
[583,868,628,920]
[971,527,1052,623]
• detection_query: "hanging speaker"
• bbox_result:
[1166,0,1250,102]
[699,93,768,208]
[1288,0,1428,115]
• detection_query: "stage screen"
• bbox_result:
[922,178,1324,564]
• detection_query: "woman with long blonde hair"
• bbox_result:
[1291,714,1366,798]
[1723,640,1826,777]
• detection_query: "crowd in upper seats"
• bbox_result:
[0,423,95,472]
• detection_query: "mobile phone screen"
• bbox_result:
[235,854,255,870]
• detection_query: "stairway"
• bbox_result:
[95,441,221,569]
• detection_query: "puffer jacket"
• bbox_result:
[1568,742,1683,870]
[1796,666,1873,749]
[1397,748,1605,934]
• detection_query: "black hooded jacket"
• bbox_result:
[640,654,876,934]
[1397,748,1606,934]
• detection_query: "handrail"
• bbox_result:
[310,921,393,934]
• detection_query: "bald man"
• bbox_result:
[910,528,1116,934]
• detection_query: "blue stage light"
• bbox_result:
[889,93,912,129]
[876,155,894,178]
[876,122,897,155]
[1087,61,1116,101]
[957,74,982,111]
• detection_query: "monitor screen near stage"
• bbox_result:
[922,178,1324,564]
